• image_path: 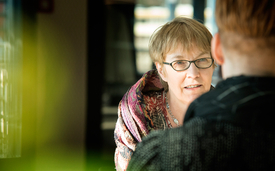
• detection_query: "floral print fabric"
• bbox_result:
[114,69,171,171]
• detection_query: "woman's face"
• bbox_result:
[157,45,214,104]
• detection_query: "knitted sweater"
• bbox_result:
[128,76,275,171]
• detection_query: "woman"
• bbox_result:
[114,16,215,171]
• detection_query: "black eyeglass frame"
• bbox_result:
[162,57,214,71]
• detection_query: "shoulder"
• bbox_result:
[163,119,244,169]
[128,119,207,170]
[129,118,244,170]
[128,130,164,170]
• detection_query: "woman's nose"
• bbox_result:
[186,63,200,78]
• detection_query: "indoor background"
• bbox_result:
[0,0,220,170]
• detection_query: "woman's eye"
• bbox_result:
[198,58,207,62]
[175,61,186,65]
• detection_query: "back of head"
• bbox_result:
[216,0,275,37]
[215,0,275,58]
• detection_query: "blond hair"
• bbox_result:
[148,16,213,91]
[149,17,213,64]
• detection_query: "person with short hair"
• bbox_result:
[114,16,215,170]
[127,0,275,170]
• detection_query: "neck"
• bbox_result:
[166,91,189,125]
[222,55,275,79]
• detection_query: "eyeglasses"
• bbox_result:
[163,57,214,71]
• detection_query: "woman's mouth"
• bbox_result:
[184,84,202,89]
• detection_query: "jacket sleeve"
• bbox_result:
[114,102,138,171]
[127,130,162,171]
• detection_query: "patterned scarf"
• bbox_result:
[119,69,164,142]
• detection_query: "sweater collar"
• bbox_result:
[215,75,275,89]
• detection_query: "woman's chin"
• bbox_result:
[182,91,207,104]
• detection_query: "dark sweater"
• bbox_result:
[128,76,275,171]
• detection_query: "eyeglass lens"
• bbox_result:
[172,58,213,71]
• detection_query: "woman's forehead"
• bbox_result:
[165,44,210,57]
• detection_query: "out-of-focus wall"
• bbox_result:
[36,0,87,170]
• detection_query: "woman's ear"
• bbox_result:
[211,33,224,65]
[155,62,168,82]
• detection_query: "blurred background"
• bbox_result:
[0,0,220,170]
